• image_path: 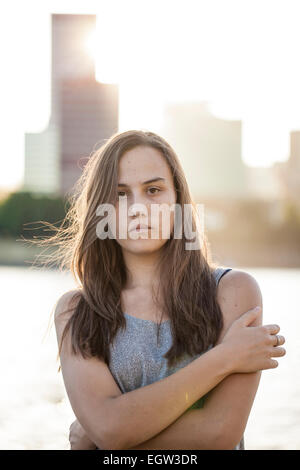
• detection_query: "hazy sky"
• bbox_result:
[1,0,300,190]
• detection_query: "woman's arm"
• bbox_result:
[56,292,230,451]
[55,286,282,451]
[127,270,269,449]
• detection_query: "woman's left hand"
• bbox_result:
[69,418,97,450]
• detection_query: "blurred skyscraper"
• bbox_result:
[274,130,300,210]
[24,14,119,196]
[161,101,248,200]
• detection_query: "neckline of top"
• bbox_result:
[124,312,170,325]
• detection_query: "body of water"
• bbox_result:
[0,265,299,449]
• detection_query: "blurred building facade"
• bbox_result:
[274,129,300,210]
[24,14,119,196]
[246,166,283,200]
[161,101,248,200]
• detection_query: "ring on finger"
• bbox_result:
[274,334,280,347]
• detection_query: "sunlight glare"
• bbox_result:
[84,28,97,61]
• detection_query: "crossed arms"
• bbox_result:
[56,270,263,450]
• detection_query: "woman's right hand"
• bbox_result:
[221,306,286,373]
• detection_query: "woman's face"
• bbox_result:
[114,145,177,254]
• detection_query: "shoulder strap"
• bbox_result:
[214,267,233,286]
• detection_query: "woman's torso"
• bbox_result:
[108,266,244,450]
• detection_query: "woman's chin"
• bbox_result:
[118,237,169,254]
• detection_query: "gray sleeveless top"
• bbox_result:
[108,266,245,450]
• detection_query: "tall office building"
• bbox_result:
[161,101,248,200]
[274,129,300,208]
[24,14,119,195]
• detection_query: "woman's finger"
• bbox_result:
[270,334,285,347]
[270,346,286,358]
[263,324,280,335]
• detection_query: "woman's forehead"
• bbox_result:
[118,147,172,183]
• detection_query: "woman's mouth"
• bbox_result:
[135,224,151,231]
[130,223,152,232]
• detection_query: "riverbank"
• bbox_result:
[1,237,299,268]
[0,238,58,268]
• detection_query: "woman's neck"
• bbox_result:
[122,249,162,290]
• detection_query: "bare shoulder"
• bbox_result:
[216,269,263,332]
[54,288,82,325]
[53,288,82,356]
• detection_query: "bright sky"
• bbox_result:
[1,0,300,190]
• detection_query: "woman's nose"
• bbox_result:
[128,201,149,219]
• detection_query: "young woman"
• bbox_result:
[53,129,286,450]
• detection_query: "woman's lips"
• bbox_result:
[130,224,152,232]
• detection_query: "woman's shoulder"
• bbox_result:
[215,268,263,328]
[216,267,261,294]
[54,288,82,325]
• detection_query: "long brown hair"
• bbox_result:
[39,129,224,370]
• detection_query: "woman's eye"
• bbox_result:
[148,187,161,195]
[117,188,161,198]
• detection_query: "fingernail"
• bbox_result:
[254,306,261,311]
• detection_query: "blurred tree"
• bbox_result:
[0,191,69,238]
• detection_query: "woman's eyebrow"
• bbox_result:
[118,177,166,187]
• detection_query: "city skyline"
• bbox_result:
[1,0,300,190]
